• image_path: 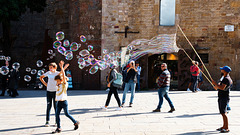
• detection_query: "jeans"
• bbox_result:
[122,80,136,104]
[46,91,56,122]
[56,100,77,128]
[105,85,121,107]
[157,87,174,109]
[136,75,140,91]
[192,76,198,92]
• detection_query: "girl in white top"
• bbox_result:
[52,61,79,133]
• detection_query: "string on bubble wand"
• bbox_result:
[177,44,215,88]
[177,25,213,81]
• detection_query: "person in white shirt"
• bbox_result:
[136,62,141,91]
[52,61,79,133]
[40,62,59,127]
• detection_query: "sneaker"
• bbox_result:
[187,88,191,91]
[121,103,125,107]
[74,121,80,130]
[52,128,61,134]
[101,106,107,110]
[197,88,202,91]
[106,88,110,92]
[45,121,50,127]
[168,108,175,113]
[129,103,133,107]
[152,109,161,112]
[115,107,122,111]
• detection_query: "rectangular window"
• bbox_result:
[159,0,175,26]
[196,54,209,64]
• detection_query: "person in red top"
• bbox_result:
[190,61,200,93]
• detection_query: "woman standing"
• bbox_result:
[122,61,137,107]
[101,65,122,111]
[8,67,20,97]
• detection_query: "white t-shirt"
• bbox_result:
[56,82,68,101]
[43,71,60,92]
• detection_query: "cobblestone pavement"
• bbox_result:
[0,90,239,135]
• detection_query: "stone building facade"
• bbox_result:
[1,0,239,90]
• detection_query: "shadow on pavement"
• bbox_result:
[165,113,219,118]
[176,130,219,135]
[0,125,43,133]
[36,107,117,117]
[93,112,156,118]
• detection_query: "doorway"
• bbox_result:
[148,53,178,89]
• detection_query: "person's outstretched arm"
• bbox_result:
[59,60,69,84]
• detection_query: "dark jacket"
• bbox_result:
[125,68,137,83]
[8,69,20,89]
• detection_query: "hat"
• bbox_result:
[220,66,231,73]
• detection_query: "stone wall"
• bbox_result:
[46,0,102,90]
[178,0,240,90]
[102,0,180,89]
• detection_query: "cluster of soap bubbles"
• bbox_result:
[23,60,46,89]
[52,32,123,75]
[0,56,21,75]
[52,32,88,61]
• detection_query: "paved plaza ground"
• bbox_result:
[0,90,239,135]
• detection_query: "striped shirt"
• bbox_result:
[157,69,171,88]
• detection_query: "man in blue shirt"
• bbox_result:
[136,62,141,91]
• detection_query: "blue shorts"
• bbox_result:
[199,76,203,82]
[218,97,229,114]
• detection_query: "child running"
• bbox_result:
[52,61,79,133]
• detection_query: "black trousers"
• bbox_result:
[1,84,7,95]
[105,86,122,107]
[9,88,18,97]
[46,91,56,122]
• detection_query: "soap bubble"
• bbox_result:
[88,45,94,51]
[48,49,53,54]
[103,49,108,54]
[79,49,90,57]
[37,70,45,76]
[26,67,31,72]
[78,58,85,65]
[53,41,62,49]
[50,56,54,59]
[63,40,70,47]
[80,35,86,42]
[98,60,108,70]
[0,55,5,60]
[36,60,43,67]
[88,54,95,59]
[89,64,99,74]
[98,56,102,59]
[57,46,66,55]
[70,42,79,52]
[65,51,73,60]
[90,58,98,65]
[52,53,56,57]
[79,64,85,69]
[56,31,64,41]
[24,75,31,82]
[5,56,11,61]
[38,83,43,89]
[84,57,91,67]
[0,66,9,75]
[12,62,20,69]
[103,54,110,61]
[31,69,37,74]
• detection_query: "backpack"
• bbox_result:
[112,72,123,88]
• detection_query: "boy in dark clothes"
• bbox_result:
[211,66,232,133]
